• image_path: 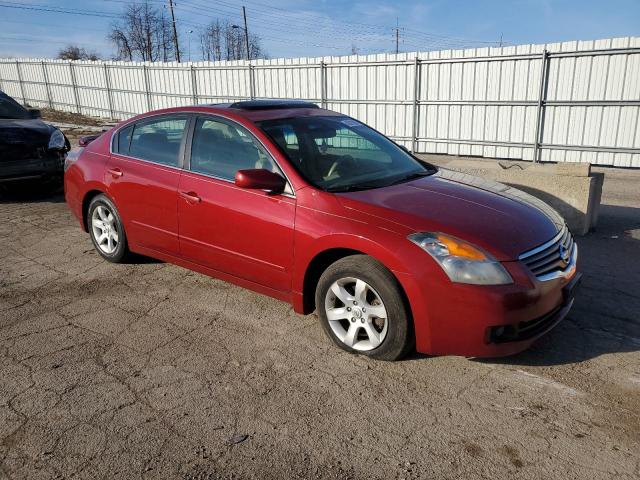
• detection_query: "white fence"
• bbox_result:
[1,36,639,167]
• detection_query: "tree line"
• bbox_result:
[57,1,266,62]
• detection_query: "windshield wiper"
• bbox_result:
[386,170,433,186]
[325,182,384,193]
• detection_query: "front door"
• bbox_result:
[177,116,296,292]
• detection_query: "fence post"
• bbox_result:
[41,61,53,109]
[320,61,327,108]
[103,63,114,119]
[411,57,421,153]
[533,49,550,163]
[15,60,26,105]
[248,63,255,100]
[69,61,81,113]
[142,65,152,111]
[190,64,198,104]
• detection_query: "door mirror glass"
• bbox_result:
[235,169,286,193]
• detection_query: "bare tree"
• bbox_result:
[108,1,178,61]
[199,20,266,61]
[199,20,223,61]
[57,45,101,61]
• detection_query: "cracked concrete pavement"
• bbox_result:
[0,168,639,479]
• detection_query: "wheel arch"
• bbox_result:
[81,189,108,232]
[299,241,414,324]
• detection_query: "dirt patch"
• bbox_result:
[40,108,108,127]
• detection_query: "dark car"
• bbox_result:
[0,91,69,185]
[64,100,580,360]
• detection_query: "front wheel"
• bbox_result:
[315,255,414,361]
[87,194,129,263]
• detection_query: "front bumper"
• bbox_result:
[396,247,581,358]
[0,154,65,182]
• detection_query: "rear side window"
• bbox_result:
[115,125,133,154]
[116,117,187,167]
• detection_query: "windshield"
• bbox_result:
[0,94,29,120]
[257,116,435,192]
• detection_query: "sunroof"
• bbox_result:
[228,100,319,110]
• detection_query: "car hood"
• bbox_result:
[335,168,564,261]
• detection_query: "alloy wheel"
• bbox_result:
[91,205,119,255]
[324,277,388,351]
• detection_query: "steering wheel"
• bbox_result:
[326,155,356,180]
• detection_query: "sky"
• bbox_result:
[0,0,639,60]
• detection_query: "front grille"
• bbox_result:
[519,225,575,280]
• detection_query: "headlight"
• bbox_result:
[48,129,66,150]
[408,232,513,285]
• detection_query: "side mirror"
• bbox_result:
[79,134,100,147]
[235,169,287,194]
[28,108,41,119]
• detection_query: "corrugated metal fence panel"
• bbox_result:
[542,37,640,167]
[1,36,638,167]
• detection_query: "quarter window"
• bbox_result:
[190,117,279,181]
[121,117,187,167]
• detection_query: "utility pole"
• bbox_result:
[242,6,250,61]
[394,18,400,54]
[168,0,181,62]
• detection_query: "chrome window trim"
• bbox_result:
[518,225,566,260]
[109,109,296,198]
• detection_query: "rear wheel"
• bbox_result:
[315,255,414,361]
[87,194,129,263]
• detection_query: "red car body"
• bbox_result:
[65,103,580,357]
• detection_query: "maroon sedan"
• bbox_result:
[64,100,580,360]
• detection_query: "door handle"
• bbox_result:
[108,168,123,178]
[180,191,201,204]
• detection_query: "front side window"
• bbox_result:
[258,116,435,192]
[190,117,280,181]
[121,117,187,167]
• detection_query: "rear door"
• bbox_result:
[177,115,296,292]
[106,114,190,255]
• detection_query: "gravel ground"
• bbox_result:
[0,160,639,479]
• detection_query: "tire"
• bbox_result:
[315,255,414,361]
[87,194,129,263]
